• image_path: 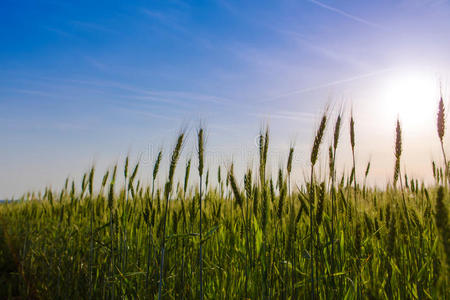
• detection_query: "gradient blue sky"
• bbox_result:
[2,0,450,198]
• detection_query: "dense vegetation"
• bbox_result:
[1,101,449,299]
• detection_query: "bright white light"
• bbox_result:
[380,70,439,133]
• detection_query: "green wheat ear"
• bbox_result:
[437,96,445,142]
[259,126,269,187]
[229,164,243,208]
[287,146,294,175]
[152,149,163,201]
[394,118,402,187]
[334,112,342,151]
[198,127,204,177]
[124,155,129,179]
[315,182,325,226]
[153,150,163,180]
[165,132,184,200]
[350,110,355,151]
[101,170,109,189]
[88,166,95,197]
[108,165,117,209]
[183,158,191,196]
[328,145,334,178]
[244,168,252,200]
[311,113,327,166]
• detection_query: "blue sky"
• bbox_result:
[2,0,450,198]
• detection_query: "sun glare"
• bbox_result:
[380,70,439,132]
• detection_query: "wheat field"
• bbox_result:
[0,101,449,299]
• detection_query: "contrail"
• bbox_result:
[260,68,393,103]
[307,0,384,29]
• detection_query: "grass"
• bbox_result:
[0,104,450,299]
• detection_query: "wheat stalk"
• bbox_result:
[158,132,184,300]
[197,127,205,300]
[309,111,327,298]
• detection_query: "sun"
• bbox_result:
[379,69,440,133]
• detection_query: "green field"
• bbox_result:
[1,108,449,299]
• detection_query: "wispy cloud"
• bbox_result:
[307,0,384,29]
[0,117,89,132]
[72,78,234,106]
[142,90,232,105]
[9,88,58,97]
[260,68,393,103]
[278,29,369,68]
[141,8,213,49]
[215,0,240,17]
[113,106,178,121]
[227,42,297,73]
[119,95,181,106]
[142,9,176,25]
[249,111,316,122]
[401,0,449,9]
[16,75,239,110]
